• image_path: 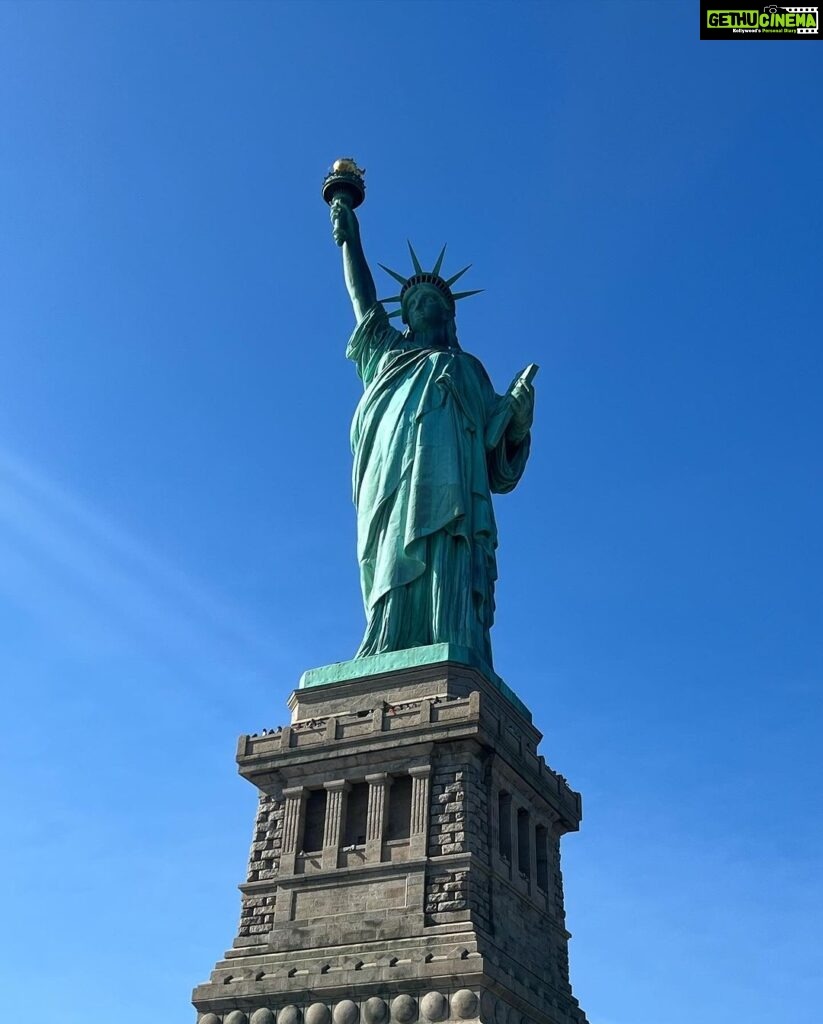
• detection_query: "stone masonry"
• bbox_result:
[192,660,588,1024]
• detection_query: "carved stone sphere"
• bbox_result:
[420,992,448,1022]
[225,1013,248,1024]
[280,1006,303,1024]
[199,1016,221,1024]
[391,995,417,1023]
[251,1011,276,1024]
[452,990,479,1019]
[334,1001,359,1024]
[363,997,388,1024]
[306,1003,331,1024]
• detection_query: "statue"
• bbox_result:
[324,160,536,669]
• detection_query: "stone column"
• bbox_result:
[550,819,566,922]
[322,780,349,870]
[490,783,501,865]
[409,765,432,858]
[365,773,391,863]
[280,785,305,875]
[528,815,538,894]
[510,799,522,889]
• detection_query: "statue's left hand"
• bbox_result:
[507,380,535,444]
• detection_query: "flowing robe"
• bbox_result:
[347,304,531,665]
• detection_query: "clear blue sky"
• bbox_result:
[0,2,820,1021]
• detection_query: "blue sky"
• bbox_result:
[0,2,820,1021]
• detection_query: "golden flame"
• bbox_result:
[332,158,365,177]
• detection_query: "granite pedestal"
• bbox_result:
[192,656,588,1024]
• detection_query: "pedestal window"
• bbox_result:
[386,774,413,840]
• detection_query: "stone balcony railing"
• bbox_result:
[236,690,580,828]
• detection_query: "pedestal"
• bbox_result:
[192,658,589,1024]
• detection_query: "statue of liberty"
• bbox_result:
[325,162,536,669]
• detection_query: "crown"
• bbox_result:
[378,242,483,320]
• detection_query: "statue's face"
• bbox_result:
[404,285,453,333]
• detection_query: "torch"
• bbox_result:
[323,158,366,245]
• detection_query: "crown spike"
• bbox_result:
[432,244,447,278]
[378,296,402,305]
[445,264,472,287]
[378,264,408,287]
[407,241,424,275]
[387,308,405,319]
[452,289,484,301]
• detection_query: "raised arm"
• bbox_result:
[330,197,378,324]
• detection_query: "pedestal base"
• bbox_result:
[192,659,588,1024]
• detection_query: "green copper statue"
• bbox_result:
[324,160,536,668]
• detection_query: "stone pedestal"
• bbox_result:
[192,659,588,1024]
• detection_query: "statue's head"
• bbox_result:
[379,243,481,341]
[402,283,454,333]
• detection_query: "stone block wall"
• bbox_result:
[237,791,283,939]
[489,874,572,996]
[462,756,490,866]
[424,867,468,923]
[428,764,466,856]
[426,753,488,857]
[466,870,492,935]
[246,792,285,883]
[237,893,276,940]
[551,834,566,924]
